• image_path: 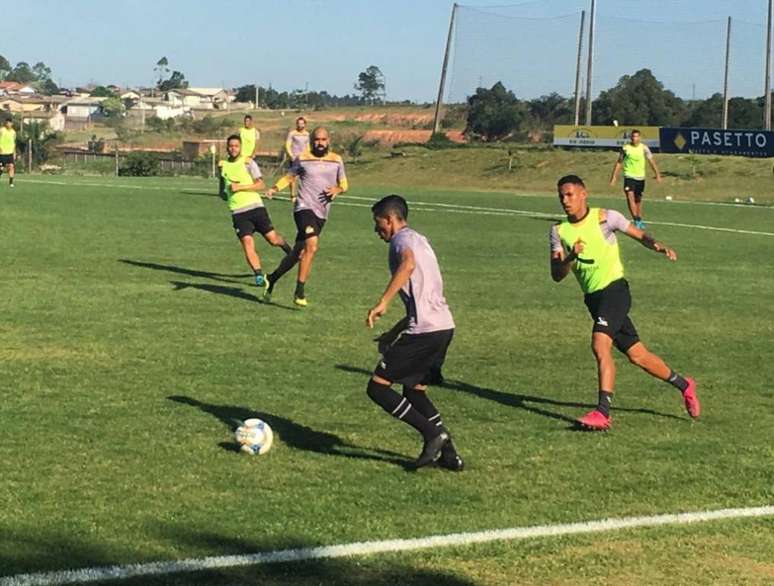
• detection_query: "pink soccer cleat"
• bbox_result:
[576,409,611,431]
[683,378,700,419]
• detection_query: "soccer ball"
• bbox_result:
[234,418,274,455]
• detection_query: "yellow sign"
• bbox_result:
[553,125,660,148]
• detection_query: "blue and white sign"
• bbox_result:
[660,127,774,157]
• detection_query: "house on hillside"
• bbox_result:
[22,110,66,132]
[62,96,108,128]
[165,88,230,110]
[127,98,189,120]
[0,81,36,96]
[0,95,69,114]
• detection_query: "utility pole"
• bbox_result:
[255,85,259,109]
[723,16,732,129]
[432,2,457,134]
[574,10,586,126]
[766,0,773,129]
[584,0,596,125]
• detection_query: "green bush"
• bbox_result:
[119,152,160,176]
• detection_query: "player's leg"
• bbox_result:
[624,180,638,221]
[367,375,447,468]
[238,234,265,285]
[7,162,14,186]
[625,341,700,418]
[294,235,318,305]
[634,185,645,227]
[263,229,293,254]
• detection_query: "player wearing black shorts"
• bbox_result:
[366,194,463,470]
[609,129,662,229]
[550,175,700,431]
[0,118,17,187]
[263,127,347,307]
[219,134,291,291]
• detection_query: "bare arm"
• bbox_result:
[231,178,265,193]
[550,239,583,282]
[648,156,662,182]
[366,248,415,328]
[623,224,677,261]
[610,156,623,185]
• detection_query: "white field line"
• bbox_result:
[20,178,774,210]
[20,180,774,236]
[2,506,773,586]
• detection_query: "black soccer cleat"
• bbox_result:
[414,432,449,469]
[438,437,464,472]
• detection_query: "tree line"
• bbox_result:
[463,69,774,142]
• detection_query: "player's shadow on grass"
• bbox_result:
[334,364,683,427]
[120,259,250,284]
[168,395,413,469]
[169,280,298,310]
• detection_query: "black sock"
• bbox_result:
[9,177,13,185]
[667,370,689,392]
[367,380,439,440]
[280,242,292,255]
[403,387,446,433]
[597,390,613,417]
[295,281,305,298]
[633,215,641,222]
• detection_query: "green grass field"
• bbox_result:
[1,174,773,585]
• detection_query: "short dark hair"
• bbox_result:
[631,129,640,135]
[244,114,252,121]
[227,134,241,143]
[557,175,585,189]
[296,116,306,123]
[372,194,409,221]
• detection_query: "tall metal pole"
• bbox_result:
[432,2,457,135]
[722,16,731,130]
[766,0,772,130]
[574,10,586,126]
[584,0,596,125]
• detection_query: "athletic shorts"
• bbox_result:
[583,279,640,352]
[232,207,273,239]
[374,329,454,388]
[0,154,14,166]
[623,177,646,202]
[294,209,326,241]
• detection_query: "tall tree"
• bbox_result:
[464,82,526,141]
[154,56,169,85]
[0,55,10,80]
[354,65,385,104]
[592,69,685,126]
[158,70,188,92]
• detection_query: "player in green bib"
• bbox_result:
[238,115,260,160]
[550,174,699,431]
[0,118,17,187]
[609,129,661,229]
[219,134,292,292]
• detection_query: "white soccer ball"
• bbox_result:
[664,195,673,201]
[747,196,756,204]
[234,418,274,455]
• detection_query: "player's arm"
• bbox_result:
[284,131,294,159]
[549,224,581,282]
[266,159,298,197]
[366,248,415,328]
[609,151,624,185]
[252,129,261,158]
[645,146,662,182]
[323,161,348,200]
[610,209,676,260]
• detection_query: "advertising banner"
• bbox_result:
[659,127,774,157]
[553,125,660,148]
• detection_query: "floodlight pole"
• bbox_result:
[432,2,457,135]
[723,16,731,130]
[574,10,586,126]
[584,0,596,126]
[765,0,773,130]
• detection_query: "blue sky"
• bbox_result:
[8,0,774,101]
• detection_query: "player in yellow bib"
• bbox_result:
[550,174,699,431]
[238,115,260,160]
[219,134,292,292]
[0,118,17,187]
[609,129,661,229]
